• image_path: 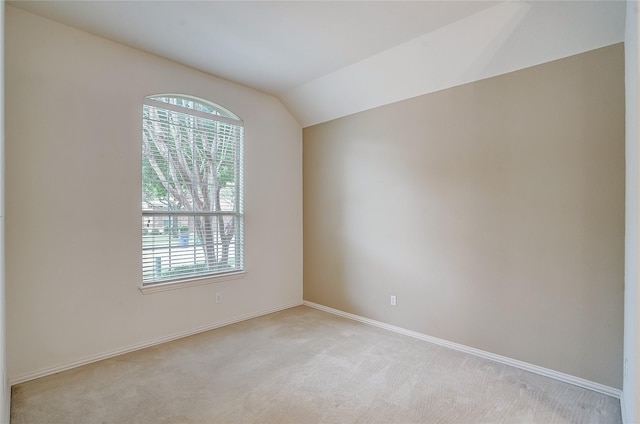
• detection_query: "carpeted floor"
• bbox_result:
[11,305,621,423]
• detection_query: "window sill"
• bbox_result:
[139,271,246,294]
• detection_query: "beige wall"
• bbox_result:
[5,7,302,382]
[0,2,8,422]
[304,44,625,388]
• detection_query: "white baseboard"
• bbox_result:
[303,300,622,399]
[10,301,303,386]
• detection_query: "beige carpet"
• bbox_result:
[11,306,621,423]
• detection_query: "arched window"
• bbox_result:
[142,95,243,285]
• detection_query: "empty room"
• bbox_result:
[3,0,640,423]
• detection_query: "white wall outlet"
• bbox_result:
[215,293,222,304]
[390,295,397,306]
[624,357,629,381]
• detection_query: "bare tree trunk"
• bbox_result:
[195,216,218,270]
[220,217,234,267]
[215,188,235,268]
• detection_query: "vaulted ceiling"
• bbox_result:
[9,1,626,127]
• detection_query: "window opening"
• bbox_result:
[142,95,243,284]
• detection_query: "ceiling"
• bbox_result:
[8,1,627,127]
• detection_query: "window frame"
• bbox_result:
[140,94,244,291]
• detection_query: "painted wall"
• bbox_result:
[624,0,640,421]
[304,44,625,388]
[0,2,8,422]
[284,1,625,127]
[5,6,302,382]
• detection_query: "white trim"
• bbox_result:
[9,301,303,386]
[144,98,243,126]
[303,300,622,399]
[139,271,246,294]
[621,392,628,424]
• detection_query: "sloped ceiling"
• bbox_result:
[8,1,626,127]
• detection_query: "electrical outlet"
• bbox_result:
[390,295,397,306]
[216,293,222,304]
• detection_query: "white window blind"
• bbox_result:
[142,95,243,285]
